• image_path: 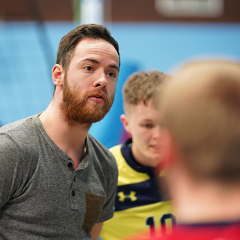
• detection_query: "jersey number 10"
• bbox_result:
[146,213,177,238]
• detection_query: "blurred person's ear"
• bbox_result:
[157,129,177,201]
[120,114,132,136]
[161,129,176,170]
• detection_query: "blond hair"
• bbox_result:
[123,71,171,113]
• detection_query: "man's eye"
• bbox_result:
[108,72,116,78]
[84,66,93,71]
[144,124,154,128]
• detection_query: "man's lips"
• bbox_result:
[89,93,106,103]
[149,144,161,151]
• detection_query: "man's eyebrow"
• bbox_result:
[142,119,154,122]
[109,64,119,72]
[81,58,119,72]
[81,58,99,64]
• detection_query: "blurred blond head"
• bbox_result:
[160,60,240,184]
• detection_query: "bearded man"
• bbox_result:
[0,24,120,240]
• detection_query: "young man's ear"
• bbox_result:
[120,114,132,136]
[52,64,64,87]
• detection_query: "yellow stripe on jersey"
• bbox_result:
[110,144,150,186]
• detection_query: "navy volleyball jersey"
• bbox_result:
[100,139,176,240]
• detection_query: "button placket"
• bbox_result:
[71,173,76,197]
[67,162,73,169]
[70,174,79,209]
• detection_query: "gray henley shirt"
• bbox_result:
[0,115,118,239]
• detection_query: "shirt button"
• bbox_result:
[71,191,75,197]
[68,162,73,168]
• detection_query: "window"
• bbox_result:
[155,0,224,17]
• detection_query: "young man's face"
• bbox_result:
[121,99,162,167]
[60,38,120,125]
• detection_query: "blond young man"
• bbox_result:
[146,60,240,240]
[100,71,175,240]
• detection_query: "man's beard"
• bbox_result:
[60,77,114,125]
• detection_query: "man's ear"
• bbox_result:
[120,114,132,136]
[52,64,64,87]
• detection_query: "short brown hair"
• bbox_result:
[160,60,240,183]
[123,71,171,113]
[56,23,120,72]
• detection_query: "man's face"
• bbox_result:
[122,99,162,167]
[60,38,119,125]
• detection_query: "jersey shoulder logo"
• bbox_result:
[118,191,137,202]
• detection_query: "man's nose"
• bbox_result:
[94,71,107,89]
[153,126,161,139]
